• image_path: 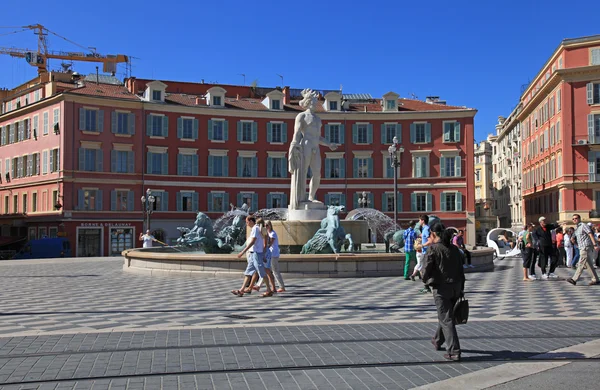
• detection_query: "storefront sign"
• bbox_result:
[79,222,133,227]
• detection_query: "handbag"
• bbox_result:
[453,296,469,325]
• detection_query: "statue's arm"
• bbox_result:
[290,114,304,147]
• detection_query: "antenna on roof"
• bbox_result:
[277,74,283,87]
[238,73,246,86]
[409,93,418,100]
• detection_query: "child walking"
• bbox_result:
[411,238,431,293]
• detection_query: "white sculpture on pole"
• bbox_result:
[288,89,337,211]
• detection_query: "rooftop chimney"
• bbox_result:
[236,94,240,101]
[283,86,290,105]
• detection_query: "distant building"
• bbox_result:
[474,136,495,244]
[0,73,477,256]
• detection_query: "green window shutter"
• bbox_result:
[96,190,103,211]
[223,156,229,176]
[252,193,258,212]
[208,193,214,211]
[456,192,462,211]
[282,123,288,143]
[411,193,416,211]
[162,116,168,137]
[79,108,85,130]
[129,113,135,135]
[353,192,359,209]
[386,158,394,178]
[415,157,422,177]
[352,124,358,143]
[455,156,461,177]
[223,120,229,141]
[424,157,429,177]
[237,192,243,207]
[588,83,594,104]
[267,123,272,142]
[128,191,135,211]
[425,123,431,143]
[161,153,168,175]
[589,151,596,181]
[252,122,258,142]
[396,124,402,143]
[557,121,561,142]
[426,193,432,212]
[176,192,182,211]
[380,124,386,143]
[441,192,446,211]
[78,189,84,210]
[367,158,373,178]
[237,156,242,177]
[110,190,117,211]
[97,110,104,132]
[128,151,135,173]
[146,152,152,174]
[208,120,213,140]
[161,192,169,211]
[237,121,242,141]
[443,123,450,141]
[440,156,446,177]
[208,156,213,176]
[192,155,198,176]
[339,124,345,144]
[177,117,183,139]
[398,192,403,212]
[339,194,345,208]
[340,158,345,178]
[410,123,415,143]
[324,194,330,206]
[381,193,387,210]
[110,150,116,172]
[177,154,182,175]
[325,124,331,143]
[589,114,595,143]
[192,119,198,139]
[96,150,103,172]
[267,194,273,208]
[146,114,152,136]
[111,111,117,133]
[353,158,358,178]
[223,193,229,212]
[192,192,198,212]
[252,157,258,177]
[325,158,331,178]
[367,124,373,144]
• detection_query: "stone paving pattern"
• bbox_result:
[0,257,600,389]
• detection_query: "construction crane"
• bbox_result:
[0,24,129,75]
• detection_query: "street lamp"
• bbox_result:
[140,188,156,231]
[358,191,371,208]
[388,136,404,229]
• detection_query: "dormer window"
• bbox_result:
[144,80,167,103]
[382,91,399,112]
[263,89,285,110]
[206,87,226,107]
[324,92,341,112]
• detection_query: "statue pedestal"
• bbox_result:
[287,201,327,221]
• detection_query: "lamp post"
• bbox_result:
[358,191,371,208]
[388,136,404,229]
[140,188,155,232]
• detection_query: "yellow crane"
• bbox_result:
[0,24,129,75]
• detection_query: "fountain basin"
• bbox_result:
[121,247,495,278]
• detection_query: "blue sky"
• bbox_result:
[1,0,599,142]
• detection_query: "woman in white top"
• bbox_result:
[266,221,285,292]
[564,228,573,268]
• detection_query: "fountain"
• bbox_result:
[122,88,494,277]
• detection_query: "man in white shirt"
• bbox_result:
[139,230,156,248]
[235,216,273,297]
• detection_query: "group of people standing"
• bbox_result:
[519,214,599,285]
[232,216,286,297]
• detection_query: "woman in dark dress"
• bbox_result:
[421,221,466,361]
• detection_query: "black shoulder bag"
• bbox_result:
[453,295,469,325]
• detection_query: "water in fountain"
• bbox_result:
[345,208,399,243]
[253,208,288,221]
[212,208,250,247]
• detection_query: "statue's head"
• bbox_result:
[299,89,318,110]
[328,205,346,215]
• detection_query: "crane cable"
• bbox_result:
[45,27,94,53]
[0,28,29,38]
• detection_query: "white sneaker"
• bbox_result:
[549,273,558,279]
[463,264,468,268]
[469,264,475,268]
[542,274,549,279]
[528,275,538,280]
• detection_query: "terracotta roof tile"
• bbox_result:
[165,94,199,106]
[65,83,140,101]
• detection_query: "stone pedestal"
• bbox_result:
[287,201,327,221]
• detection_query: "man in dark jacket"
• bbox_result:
[532,216,560,279]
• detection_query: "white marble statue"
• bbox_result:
[288,89,338,209]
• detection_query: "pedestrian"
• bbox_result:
[403,221,417,280]
[253,220,285,293]
[420,215,432,253]
[421,221,465,361]
[139,230,156,248]
[452,229,473,269]
[409,237,423,281]
[233,216,273,297]
[567,214,600,286]
[556,227,565,267]
[564,227,574,268]
[594,226,600,268]
[532,217,560,279]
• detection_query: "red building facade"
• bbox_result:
[0,73,476,256]
[520,35,600,223]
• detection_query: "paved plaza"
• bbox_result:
[0,256,600,389]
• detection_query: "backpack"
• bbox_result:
[517,233,526,251]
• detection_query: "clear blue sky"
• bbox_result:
[1,0,599,142]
